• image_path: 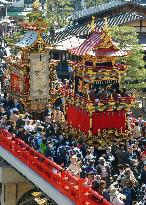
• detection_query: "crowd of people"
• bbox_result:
[0,17,146,205]
[0,93,146,205]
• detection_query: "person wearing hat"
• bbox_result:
[96,157,110,185]
[85,171,96,186]
[67,155,81,177]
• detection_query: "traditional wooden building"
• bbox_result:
[64,22,135,141]
[44,0,146,79]
[0,0,9,20]
[5,1,56,113]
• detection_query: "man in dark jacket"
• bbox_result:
[141,161,146,185]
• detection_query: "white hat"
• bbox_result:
[13,108,19,111]
[99,157,105,161]
[109,185,118,195]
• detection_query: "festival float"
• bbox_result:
[65,18,135,145]
[5,0,58,114]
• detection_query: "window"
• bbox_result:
[96,62,112,67]
[85,61,93,66]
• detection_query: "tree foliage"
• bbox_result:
[4,28,24,55]
[46,0,74,28]
[84,0,109,9]
[110,26,146,90]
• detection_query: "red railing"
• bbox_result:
[62,89,135,105]
[69,61,126,72]
[99,96,134,104]
[0,128,111,205]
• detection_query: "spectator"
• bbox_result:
[96,157,110,185]
[125,145,137,165]
[109,185,125,205]
[140,161,146,185]
[67,155,81,176]
[133,121,141,139]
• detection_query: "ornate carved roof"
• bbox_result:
[69,30,127,57]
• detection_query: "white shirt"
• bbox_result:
[24,124,34,131]
[110,195,124,205]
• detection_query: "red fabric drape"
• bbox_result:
[24,75,30,94]
[92,110,126,135]
[66,106,126,135]
[66,105,90,134]
[11,73,20,92]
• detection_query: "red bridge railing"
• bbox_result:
[0,128,111,205]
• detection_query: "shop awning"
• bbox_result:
[7,11,22,17]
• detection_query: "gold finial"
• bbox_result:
[32,0,40,10]
[103,17,109,33]
[91,16,95,32]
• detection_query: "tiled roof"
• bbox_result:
[44,13,144,44]
[71,0,145,21]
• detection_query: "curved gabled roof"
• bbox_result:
[15,31,38,48]
[69,31,127,57]
[69,31,102,56]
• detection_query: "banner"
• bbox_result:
[11,73,20,93]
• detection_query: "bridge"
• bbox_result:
[0,128,111,205]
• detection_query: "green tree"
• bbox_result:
[4,3,48,54]
[110,26,146,90]
[4,28,24,55]
[46,0,74,28]
[84,0,109,9]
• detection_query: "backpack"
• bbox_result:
[99,165,108,178]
